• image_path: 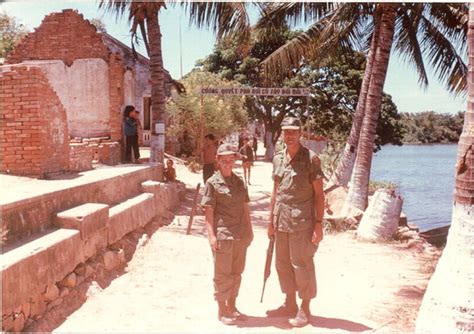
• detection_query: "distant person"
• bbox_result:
[123,105,140,163]
[164,159,176,182]
[201,143,253,325]
[202,133,218,183]
[239,138,254,185]
[266,117,325,327]
[252,136,258,158]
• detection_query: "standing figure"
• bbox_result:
[239,138,254,185]
[201,143,254,326]
[267,117,325,327]
[123,105,140,163]
[164,159,176,182]
[252,136,258,158]
[202,133,217,183]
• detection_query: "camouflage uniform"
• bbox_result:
[272,145,324,300]
[201,170,251,302]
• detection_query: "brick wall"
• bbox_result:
[69,138,121,172]
[109,53,125,142]
[0,66,69,177]
[69,143,94,172]
[6,9,109,66]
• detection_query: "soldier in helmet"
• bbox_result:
[266,117,325,327]
[201,143,254,325]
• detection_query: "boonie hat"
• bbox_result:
[281,117,301,130]
[217,143,237,156]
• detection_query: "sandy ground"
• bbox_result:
[46,154,440,333]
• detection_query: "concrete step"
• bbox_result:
[108,193,156,245]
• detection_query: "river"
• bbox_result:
[371,144,457,232]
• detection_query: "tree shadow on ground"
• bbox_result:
[236,315,372,332]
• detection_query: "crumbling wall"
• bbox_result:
[0,66,69,177]
[6,9,109,66]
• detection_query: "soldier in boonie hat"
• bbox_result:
[281,117,301,130]
[216,143,238,155]
[200,140,253,325]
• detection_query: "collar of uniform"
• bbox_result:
[284,144,304,165]
[213,170,235,185]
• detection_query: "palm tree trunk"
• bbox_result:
[344,5,397,212]
[147,12,166,164]
[415,5,474,332]
[329,10,382,188]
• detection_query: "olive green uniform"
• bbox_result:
[201,171,251,302]
[272,145,324,300]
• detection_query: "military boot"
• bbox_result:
[266,293,298,317]
[227,298,248,321]
[217,301,236,325]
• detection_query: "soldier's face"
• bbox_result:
[283,129,301,147]
[217,154,236,175]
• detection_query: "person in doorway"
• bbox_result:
[239,138,254,185]
[266,117,325,327]
[123,105,140,163]
[201,143,253,326]
[202,133,218,183]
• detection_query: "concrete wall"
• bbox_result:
[22,59,111,138]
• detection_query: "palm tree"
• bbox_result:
[260,3,467,210]
[415,5,474,332]
[100,1,167,164]
[100,1,252,163]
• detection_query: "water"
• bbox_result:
[371,144,457,232]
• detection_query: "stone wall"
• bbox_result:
[0,66,69,177]
[1,180,183,332]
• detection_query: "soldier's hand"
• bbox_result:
[209,235,219,251]
[312,223,324,244]
[267,223,275,239]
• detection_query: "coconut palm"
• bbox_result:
[415,5,474,332]
[100,1,252,163]
[260,2,467,210]
[100,0,167,164]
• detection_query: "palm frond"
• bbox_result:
[419,15,467,95]
[256,2,334,30]
[261,4,369,82]
[184,2,251,55]
[394,4,428,88]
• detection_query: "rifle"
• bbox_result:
[260,235,275,303]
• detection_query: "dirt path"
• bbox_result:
[53,158,439,333]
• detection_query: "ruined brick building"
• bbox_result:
[0,9,175,177]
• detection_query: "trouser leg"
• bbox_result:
[131,135,140,160]
[125,136,132,162]
[213,240,233,302]
[230,239,248,299]
[288,229,317,300]
[275,231,296,295]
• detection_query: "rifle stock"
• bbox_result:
[260,235,275,303]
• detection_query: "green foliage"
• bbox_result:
[198,26,308,143]
[166,69,247,155]
[0,12,29,58]
[199,28,405,151]
[302,52,405,152]
[400,111,464,144]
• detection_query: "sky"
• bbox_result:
[1,1,467,115]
